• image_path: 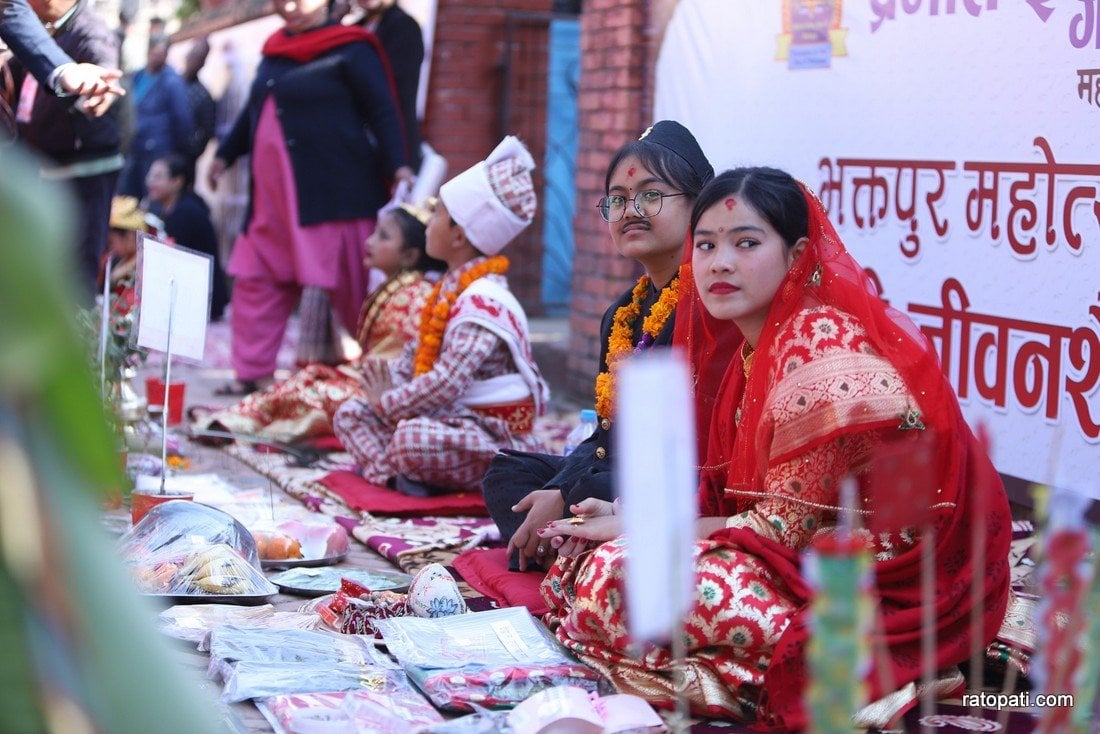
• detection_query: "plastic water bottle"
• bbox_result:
[563,409,599,456]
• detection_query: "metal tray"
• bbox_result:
[268,567,414,597]
[142,591,276,606]
[260,550,348,570]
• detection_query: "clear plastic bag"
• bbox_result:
[207,627,393,680]
[376,607,604,711]
[258,687,445,734]
[220,661,404,703]
[116,501,276,597]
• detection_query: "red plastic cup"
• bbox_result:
[145,377,186,425]
[130,490,194,525]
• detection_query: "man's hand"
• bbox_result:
[57,63,123,97]
[206,158,228,191]
[77,90,119,117]
[506,489,564,571]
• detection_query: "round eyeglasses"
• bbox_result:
[595,190,687,223]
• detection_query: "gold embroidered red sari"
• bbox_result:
[541,184,1011,729]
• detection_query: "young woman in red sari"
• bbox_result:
[539,167,1011,729]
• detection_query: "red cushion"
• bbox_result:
[452,547,548,616]
[304,435,345,451]
[317,471,489,517]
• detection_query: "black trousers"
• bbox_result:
[482,446,615,570]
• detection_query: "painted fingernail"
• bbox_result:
[536,529,546,536]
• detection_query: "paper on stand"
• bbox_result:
[134,235,212,361]
[613,351,697,644]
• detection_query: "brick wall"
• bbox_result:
[423,0,554,312]
[565,0,653,397]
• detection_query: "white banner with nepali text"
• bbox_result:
[655,0,1100,497]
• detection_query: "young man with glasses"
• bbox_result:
[483,120,716,572]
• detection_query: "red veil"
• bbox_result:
[675,183,1011,729]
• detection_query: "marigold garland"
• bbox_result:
[412,256,510,376]
[594,266,682,418]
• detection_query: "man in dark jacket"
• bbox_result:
[348,0,423,167]
[9,0,123,296]
[115,33,192,197]
[0,0,122,117]
[180,35,214,164]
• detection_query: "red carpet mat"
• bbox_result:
[317,470,489,517]
[452,547,549,616]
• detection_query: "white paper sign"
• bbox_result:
[655,0,1100,497]
[614,351,697,643]
[134,235,212,361]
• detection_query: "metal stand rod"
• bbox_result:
[98,254,113,396]
[159,279,176,495]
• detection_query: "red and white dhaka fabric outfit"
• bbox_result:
[195,272,433,443]
[333,263,549,492]
[541,308,957,721]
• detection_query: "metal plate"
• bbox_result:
[259,550,348,570]
[268,567,414,598]
[142,592,276,606]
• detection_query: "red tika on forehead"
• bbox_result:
[627,166,636,177]
[725,198,736,210]
[865,431,939,533]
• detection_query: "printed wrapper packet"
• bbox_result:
[376,607,607,711]
[220,661,406,703]
[258,688,444,734]
[206,626,396,681]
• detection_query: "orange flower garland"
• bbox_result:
[412,256,510,376]
[594,266,682,418]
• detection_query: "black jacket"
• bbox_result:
[547,281,678,505]
[11,1,120,165]
[0,0,69,86]
[152,191,229,321]
[216,32,409,228]
[373,4,423,168]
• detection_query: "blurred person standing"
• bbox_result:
[7,0,123,298]
[180,35,213,163]
[116,33,192,197]
[207,0,412,395]
[0,0,123,116]
[344,0,423,168]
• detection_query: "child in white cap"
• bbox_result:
[333,136,550,495]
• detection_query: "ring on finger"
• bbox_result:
[536,545,546,555]
[568,516,586,525]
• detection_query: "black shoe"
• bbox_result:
[394,475,453,497]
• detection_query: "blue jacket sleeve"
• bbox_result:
[166,72,194,154]
[0,0,73,87]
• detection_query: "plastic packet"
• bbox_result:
[249,518,350,563]
[117,501,276,597]
[507,687,666,734]
[220,661,403,703]
[207,627,393,680]
[377,607,604,711]
[407,661,603,712]
[195,612,322,651]
[258,687,444,734]
[158,603,277,643]
[376,607,577,670]
[419,706,510,733]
